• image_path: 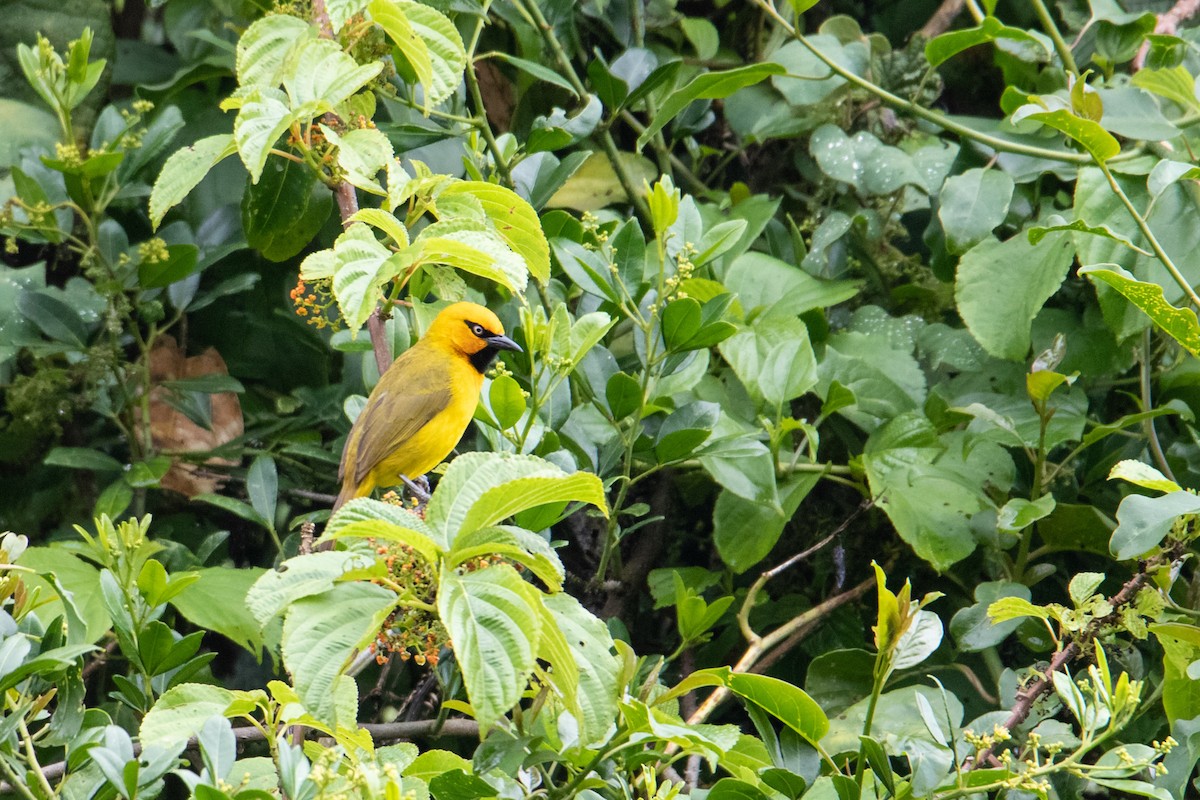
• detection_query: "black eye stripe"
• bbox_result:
[464,320,492,338]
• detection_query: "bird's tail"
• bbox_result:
[332,476,370,512]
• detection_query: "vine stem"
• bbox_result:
[1096,160,1200,310]
[512,0,653,222]
[1028,0,1079,76]
[1140,328,1177,482]
[751,0,1136,166]
[463,1,515,186]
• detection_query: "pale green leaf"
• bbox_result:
[321,125,393,194]
[440,182,550,284]
[955,231,1075,360]
[349,208,410,247]
[171,567,267,653]
[236,15,314,88]
[425,453,566,547]
[456,472,608,538]
[330,223,400,332]
[327,0,371,32]
[415,230,527,293]
[394,0,465,108]
[150,134,238,229]
[1108,459,1182,493]
[543,594,620,745]
[1080,264,1200,357]
[283,39,382,110]
[234,88,301,183]
[140,684,236,747]
[369,0,432,105]
[437,564,542,731]
[246,551,373,626]
[282,582,397,727]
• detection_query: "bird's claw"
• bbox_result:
[400,474,431,504]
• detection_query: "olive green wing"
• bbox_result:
[347,354,454,485]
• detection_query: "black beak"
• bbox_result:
[488,333,522,352]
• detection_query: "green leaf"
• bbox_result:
[426,453,602,546]
[925,16,1050,67]
[1011,105,1121,162]
[159,375,245,394]
[1028,215,1150,255]
[1108,459,1181,493]
[725,252,859,320]
[150,135,238,229]
[233,88,302,183]
[140,683,235,747]
[487,53,578,97]
[543,593,621,745]
[437,564,542,731]
[449,525,564,591]
[1080,265,1200,357]
[713,473,819,572]
[606,371,642,419]
[247,551,374,625]
[329,223,398,332]
[662,297,702,350]
[864,418,1014,571]
[44,447,122,472]
[719,317,817,408]
[955,231,1075,360]
[458,472,608,538]
[194,493,272,530]
[282,39,382,110]
[324,498,441,560]
[488,375,526,430]
[938,168,1014,254]
[171,568,266,654]
[638,63,785,150]
[997,494,1056,533]
[282,581,397,727]
[17,290,86,346]
[1110,491,1200,560]
[247,455,278,533]
[415,230,528,293]
[236,15,314,88]
[243,155,334,261]
[391,0,470,107]
[321,125,393,194]
[439,182,550,284]
[139,244,199,289]
[1131,66,1200,112]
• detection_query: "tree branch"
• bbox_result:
[970,547,1183,768]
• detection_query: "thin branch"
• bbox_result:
[970,547,1183,768]
[919,0,966,39]
[1134,0,1200,69]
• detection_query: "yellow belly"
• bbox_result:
[364,376,479,493]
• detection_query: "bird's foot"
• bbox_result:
[400,474,432,505]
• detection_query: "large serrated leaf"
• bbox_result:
[236,15,314,88]
[397,1,466,108]
[425,453,570,546]
[456,472,608,538]
[440,182,550,284]
[246,551,373,626]
[437,565,542,731]
[330,224,400,332]
[283,39,382,111]
[415,230,528,293]
[543,594,620,745]
[449,525,564,591]
[234,88,301,183]
[150,134,238,229]
[282,582,397,728]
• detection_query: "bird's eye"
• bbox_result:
[472,324,485,336]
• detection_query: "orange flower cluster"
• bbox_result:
[289,278,338,329]
[366,539,448,667]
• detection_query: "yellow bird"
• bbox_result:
[333,302,521,510]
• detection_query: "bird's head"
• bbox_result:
[426,301,522,373]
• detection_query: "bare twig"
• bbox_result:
[1134,0,1200,69]
[970,548,1182,768]
[919,0,966,39]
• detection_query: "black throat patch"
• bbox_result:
[469,346,500,374]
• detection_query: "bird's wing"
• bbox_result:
[351,357,454,485]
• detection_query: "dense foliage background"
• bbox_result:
[4,0,1200,797]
